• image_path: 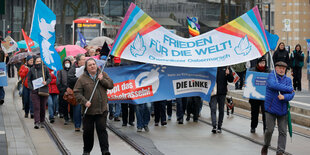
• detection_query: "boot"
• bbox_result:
[261,145,268,155]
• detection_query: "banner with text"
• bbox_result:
[111,3,270,68]
[243,71,268,100]
[105,64,217,104]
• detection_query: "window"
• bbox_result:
[271,12,274,26]
[265,11,269,25]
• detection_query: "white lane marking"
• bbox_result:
[0,131,5,134]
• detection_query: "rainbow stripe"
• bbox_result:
[187,17,200,37]
[111,3,161,57]
[216,6,270,55]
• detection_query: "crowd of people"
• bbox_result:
[0,40,305,155]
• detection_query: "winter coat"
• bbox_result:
[273,49,290,68]
[214,67,234,95]
[56,58,72,94]
[232,62,247,72]
[74,70,114,115]
[68,63,79,89]
[264,71,295,116]
[0,49,5,62]
[27,65,51,92]
[290,50,304,68]
[19,65,30,88]
[48,71,59,94]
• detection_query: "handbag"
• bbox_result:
[63,88,78,106]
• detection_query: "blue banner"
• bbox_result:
[105,64,217,104]
[77,29,87,48]
[306,39,310,80]
[30,0,62,72]
[243,71,268,100]
[0,63,8,86]
[265,30,279,51]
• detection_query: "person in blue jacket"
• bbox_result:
[261,61,295,155]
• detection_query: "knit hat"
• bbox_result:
[26,55,33,62]
[257,56,266,63]
[275,61,288,68]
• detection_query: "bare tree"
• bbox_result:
[219,0,225,26]
[86,0,93,14]
[67,0,84,19]
[22,0,29,31]
[60,0,68,44]
[97,0,101,14]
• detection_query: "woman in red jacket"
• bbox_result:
[47,69,60,123]
[19,56,34,118]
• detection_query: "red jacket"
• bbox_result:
[48,71,60,94]
[19,65,30,88]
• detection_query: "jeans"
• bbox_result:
[47,94,58,119]
[264,112,288,154]
[73,104,82,128]
[176,97,187,120]
[83,112,109,154]
[0,86,5,100]
[187,96,201,120]
[154,100,167,123]
[209,95,226,128]
[136,103,150,129]
[22,86,33,115]
[108,103,121,117]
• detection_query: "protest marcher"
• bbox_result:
[176,97,187,124]
[153,100,167,126]
[249,56,270,133]
[68,54,86,131]
[0,45,7,105]
[209,66,233,133]
[232,62,247,90]
[57,58,72,125]
[121,103,135,126]
[27,57,51,129]
[186,96,201,122]
[261,61,295,155]
[19,56,34,118]
[6,53,15,78]
[108,57,121,121]
[136,102,151,132]
[273,42,290,68]
[74,58,113,155]
[47,69,59,123]
[290,44,304,91]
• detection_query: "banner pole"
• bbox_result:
[83,49,112,117]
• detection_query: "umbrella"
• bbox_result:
[287,102,293,142]
[55,45,87,57]
[8,52,37,64]
[88,36,114,46]
[17,40,39,49]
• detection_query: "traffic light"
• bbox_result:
[0,0,5,15]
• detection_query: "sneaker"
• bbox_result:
[114,117,120,122]
[40,123,45,128]
[137,128,142,132]
[122,123,127,126]
[193,119,198,122]
[186,116,190,121]
[34,123,39,129]
[250,128,256,133]
[154,122,159,126]
[0,100,4,105]
[64,120,69,125]
[50,118,55,123]
[24,113,28,118]
[168,115,172,120]
[59,114,64,118]
[261,145,268,155]
[161,122,167,126]
[30,114,34,119]
[129,122,135,126]
[144,126,149,132]
[217,127,222,133]
[75,128,80,132]
[211,127,217,134]
[108,114,114,120]
[178,118,183,124]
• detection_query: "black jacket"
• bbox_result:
[57,58,72,93]
[27,65,51,91]
[215,67,234,95]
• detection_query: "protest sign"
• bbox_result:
[105,64,216,104]
[243,71,268,100]
[0,62,8,86]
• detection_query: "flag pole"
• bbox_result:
[83,47,112,117]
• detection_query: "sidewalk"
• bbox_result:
[0,77,59,155]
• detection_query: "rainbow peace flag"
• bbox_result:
[111,3,270,68]
[216,7,270,56]
[187,17,200,37]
